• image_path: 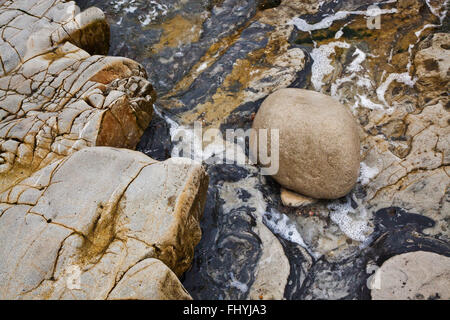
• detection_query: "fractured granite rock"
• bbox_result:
[0,0,208,300]
[0,0,156,192]
[0,147,208,299]
[414,33,450,104]
[0,0,110,76]
[107,258,192,300]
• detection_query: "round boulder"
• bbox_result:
[250,88,360,199]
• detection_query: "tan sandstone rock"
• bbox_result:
[107,259,192,300]
[370,251,450,300]
[414,33,450,104]
[280,188,316,208]
[0,0,156,193]
[0,0,207,300]
[250,88,360,199]
[0,147,208,299]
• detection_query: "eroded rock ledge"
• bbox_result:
[0,147,208,299]
[0,0,156,192]
[0,0,207,299]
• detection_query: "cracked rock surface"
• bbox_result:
[0,147,207,299]
[0,0,155,193]
[1,0,208,300]
[79,0,449,299]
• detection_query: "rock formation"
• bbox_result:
[0,147,208,299]
[79,0,449,299]
[250,88,361,199]
[0,0,156,193]
[280,188,316,208]
[2,0,449,300]
[0,0,208,299]
[370,251,450,300]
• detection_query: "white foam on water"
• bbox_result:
[310,42,350,91]
[358,162,379,185]
[288,8,397,32]
[140,15,152,25]
[335,29,344,39]
[250,186,313,257]
[330,74,356,97]
[406,44,415,72]
[415,24,439,38]
[263,208,313,254]
[376,72,416,106]
[356,77,372,89]
[289,12,348,32]
[111,0,169,25]
[358,94,385,110]
[124,5,137,13]
[425,0,448,23]
[329,48,377,108]
[328,196,373,242]
[350,100,360,113]
[196,62,208,73]
[290,2,433,114]
[229,272,248,293]
[112,0,128,11]
[154,106,248,165]
[347,48,366,73]
[141,1,169,26]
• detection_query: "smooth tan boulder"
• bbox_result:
[370,251,450,300]
[250,88,360,199]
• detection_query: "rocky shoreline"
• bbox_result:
[1,0,449,300]
[0,0,208,299]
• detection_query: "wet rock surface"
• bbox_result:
[0,0,208,300]
[59,0,450,299]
